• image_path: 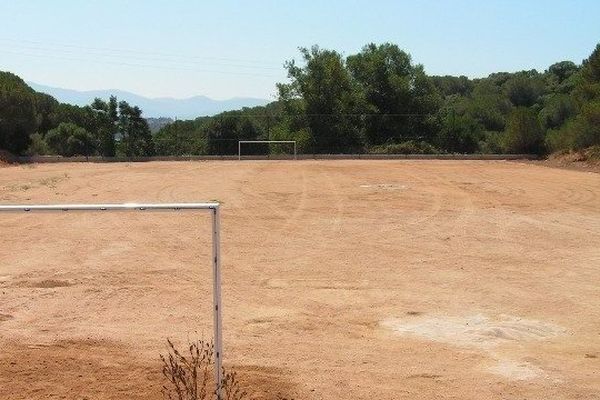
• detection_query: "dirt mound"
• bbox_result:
[540,147,600,173]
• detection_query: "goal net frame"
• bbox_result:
[0,202,224,398]
[238,140,297,160]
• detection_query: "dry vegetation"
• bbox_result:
[538,145,600,173]
[161,339,247,400]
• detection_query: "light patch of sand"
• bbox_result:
[488,359,545,381]
[381,314,564,349]
[381,314,564,381]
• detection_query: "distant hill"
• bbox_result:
[28,82,270,119]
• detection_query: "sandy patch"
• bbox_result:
[488,359,545,381]
[381,314,564,381]
[381,314,564,349]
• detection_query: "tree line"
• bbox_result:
[1,42,599,157]
[0,73,154,157]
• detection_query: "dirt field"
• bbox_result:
[0,160,599,399]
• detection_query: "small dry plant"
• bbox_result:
[161,338,247,400]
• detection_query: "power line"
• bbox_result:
[0,48,282,79]
[0,37,280,68]
[0,42,282,72]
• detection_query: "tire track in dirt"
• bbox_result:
[235,163,313,241]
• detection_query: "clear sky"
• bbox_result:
[1,0,599,100]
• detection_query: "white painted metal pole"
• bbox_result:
[0,202,224,398]
[0,203,219,212]
[294,142,297,160]
[212,206,223,399]
[238,141,241,161]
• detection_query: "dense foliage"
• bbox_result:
[1,42,599,157]
[0,73,154,157]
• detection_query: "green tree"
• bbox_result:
[431,75,474,97]
[54,103,97,133]
[0,71,38,154]
[205,111,262,155]
[347,43,441,145]
[155,119,208,155]
[90,96,118,157]
[34,92,60,134]
[574,44,600,102]
[466,80,512,131]
[437,111,482,153]
[26,132,51,155]
[539,94,577,130]
[582,44,600,85]
[278,46,366,153]
[503,107,545,154]
[46,122,95,156]
[503,73,545,107]
[554,102,600,150]
[547,43,600,151]
[547,61,579,93]
[118,101,154,157]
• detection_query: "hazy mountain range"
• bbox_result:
[28,82,270,119]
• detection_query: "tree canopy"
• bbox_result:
[2,41,600,157]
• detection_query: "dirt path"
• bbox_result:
[0,160,599,399]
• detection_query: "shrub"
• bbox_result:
[436,112,482,153]
[26,133,51,156]
[585,145,600,161]
[161,339,246,400]
[571,101,600,149]
[369,140,440,154]
[46,122,95,157]
[478,131,505,154]
[503,107,545,154]
[546,101,600,151]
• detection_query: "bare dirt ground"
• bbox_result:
[0,160,599,400]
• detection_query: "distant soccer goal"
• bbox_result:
[238,140,297,160]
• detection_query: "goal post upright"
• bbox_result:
[238,140,297,160]
[0,202,224,399]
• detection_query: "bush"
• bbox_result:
[436,112,482,153]
[503,107,545,154]
[546,101,600,151]
[584,145,600,161]
[26,133,51,156]
[268,126,312,155]
[46,122,95,156]
[161,339,246,400]
[546,125,574,153]
[478,131,505,154]
[369,140,440,154]
[571,101,600,149]
[539,94,577,130]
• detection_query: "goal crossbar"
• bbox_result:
[238,140,297,160]
[0,202,224,398]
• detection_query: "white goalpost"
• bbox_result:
[238,140,297,160]
[0,202,224,399]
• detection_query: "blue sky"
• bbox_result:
[1,0,599,100]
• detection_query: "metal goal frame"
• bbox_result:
[238,140,297,160]
[0,202,224,398]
